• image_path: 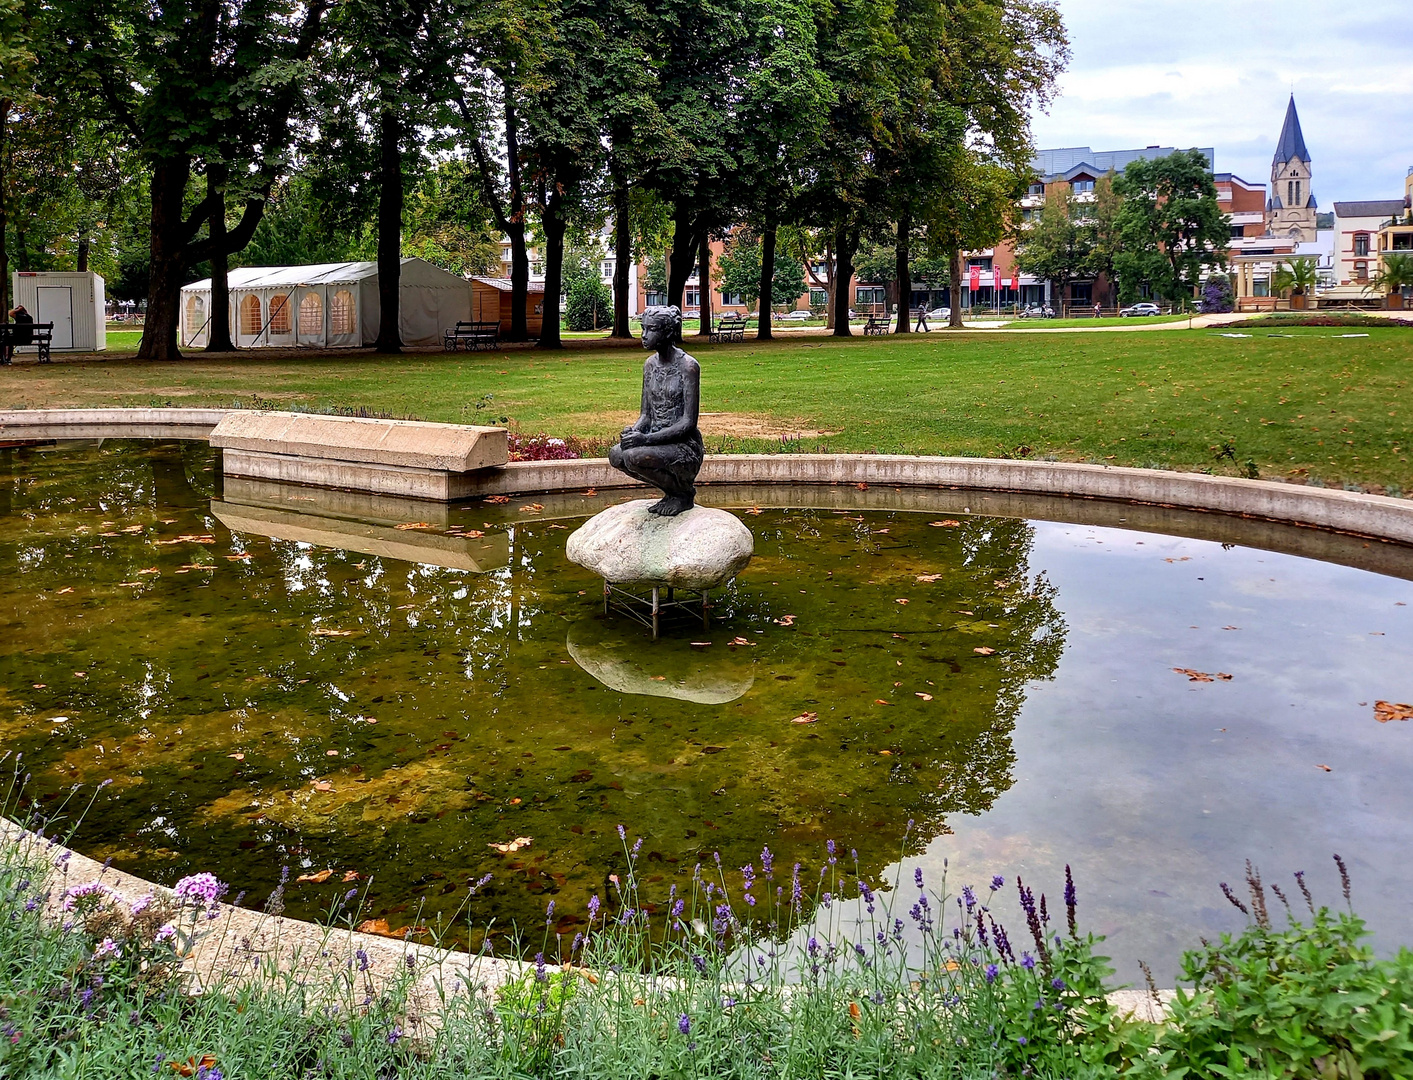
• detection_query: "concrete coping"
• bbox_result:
[208,411,508,473]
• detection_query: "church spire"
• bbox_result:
[1273,95,1310,165]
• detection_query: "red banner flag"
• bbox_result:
[1010,272,1019,291]
[992,268,1002,291]
[969,266,980,291]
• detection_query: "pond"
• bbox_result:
[2,440,1411,981]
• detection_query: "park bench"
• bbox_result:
[709,314,748,342]
[0,321,53,364]
[443,320,500,351]
[863,312,890,335]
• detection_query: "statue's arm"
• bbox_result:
[619,368,651,447]
[642,356,700,445]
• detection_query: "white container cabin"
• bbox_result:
[10,271,107,352]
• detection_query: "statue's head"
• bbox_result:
[641,305,682,350]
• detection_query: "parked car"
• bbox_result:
[1016,304,1055,319]
[780,309,814,321]
[1120,302,1161,317]
[926,306,951,321]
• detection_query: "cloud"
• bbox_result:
[1031,0,1413,203]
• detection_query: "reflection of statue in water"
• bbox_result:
[608,306,704,517]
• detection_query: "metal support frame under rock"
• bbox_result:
[602,580,717,638]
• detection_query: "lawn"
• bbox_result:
[997,315,1192,329]
[3,327,1410,493]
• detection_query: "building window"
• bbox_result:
[1393,234,1413,251]
[1072,179,1094,193]
[1231,225,1246,239]
[809,288,827,307]
[600,260,614,278]
[1354,261,1368,281]
[268,293,291,334]
[1294,180,1301,205]
[239,294,262,336]
[330,290,355,336]
[185,294,205,336]
[1253,278,1269,297]
[1354,234,1369,256]
[720,291,742,306]
[685,289,700,308]
[1070,283,1092,305]
[1028,183,1044,195]
[298,292,323,336]
[645,291,666,307]
[855,286,885,308]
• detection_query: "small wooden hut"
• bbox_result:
[470,277,545,338]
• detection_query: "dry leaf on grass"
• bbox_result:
[488,836,533,854]
[1374,700,1413,723]
[790,712,818,724]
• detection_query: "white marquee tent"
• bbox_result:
[180,258,472,349]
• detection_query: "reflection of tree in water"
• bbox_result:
[0,446,1065,949]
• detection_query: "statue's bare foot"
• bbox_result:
[648,495,693,517]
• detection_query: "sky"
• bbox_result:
[1028,0,1413,207]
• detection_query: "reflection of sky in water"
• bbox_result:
[885,522,1413,983]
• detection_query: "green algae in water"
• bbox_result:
[0,441,1063,944]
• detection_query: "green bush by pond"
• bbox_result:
[4,788,1411,1079]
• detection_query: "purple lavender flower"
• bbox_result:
[356,948,370,972]
[791,864,802,906]
[387,1025,402,1046]
[671,898,685,919]
[826,840,836,864]
[962,885,976,910]
[24,898,38,913]
[406,954,417,971]
[691,954,707,975]
[631,837,643,858]
[344,888,358,903]
[1020,952,1035,970]
[545,900,555,924]
[742,864,755,890]
[914,867,924,890]
[195,1068,222,1080]
[984,963,998,983]
[678,1014,691,1035]
[535,952,547,983]
[587,894,600,921]
[1051,977,1066,991]
[1064,864,1077,938]
[807,937,819,956]
[760,846,773,877]
[991,875,1005,891]
[173,873,225,909]
[80,988,95,1010]
[617,824,626,840]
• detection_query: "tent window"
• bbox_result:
[330,290,355,335]
[298,292,322,336]
[239,295,262,336]
[269,293,291,334]
[185,294,205,335]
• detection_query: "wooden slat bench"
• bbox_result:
[443,321,501,351]
[0,322,53,364]
[863,312,890,335]
[709,314,748,343]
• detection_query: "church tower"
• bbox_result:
[1266,96,1317,242]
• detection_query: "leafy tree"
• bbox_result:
[1112,148,1230,309]
[1198,274,1234,314]
[562,248,612,329]
[1271,256,1318,299]
[1367,253,1413,307]
[42,0,331,359]
[0,0,33,311]
[1015,185,1091,304]
[926,145,1023,327]
[716,229,805,310]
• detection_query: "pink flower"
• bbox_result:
[94,937,122,960]
[173,873,225,908]
[155,924,176,943]
[60,881,120,912]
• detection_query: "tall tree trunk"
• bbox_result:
[832,224,857,338]
[205,164,234,351]
[374,104,403,354]
[76,236,90,273]
[138,159,192,361]
[0,98,8,316]
[538,190,566,350]
[611,177,632,338]
[697,231,712,337]
[894,210,911,333]
[948,246,965,328]
[666,200,696,309]
[757,221,776,341]
[503,90,529,341]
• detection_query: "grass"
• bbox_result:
[996,315,1191,329]
[4,327,1411,492]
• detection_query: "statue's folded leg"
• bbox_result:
[609,442,701,516]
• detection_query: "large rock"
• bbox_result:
[566,500,753,590]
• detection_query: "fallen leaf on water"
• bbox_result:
[137,567,159,575]
[790,712,818,724]
[1315,764,1332,772]
[228,753,245,761]
[297,869,333,883]
[930,520,961,528]
[895,598,909,605]
[56,587,74,595]
[1164,557,1192,563]
[974,647,996,656]
[463,530,485,538]
[775,615,796,626]
[519,504,544,512]
[878,749,893,756]
[394,522,437,531]
[225,553,251,561]
[121,525,144,534]
[547,524,568,530]
[728,636,755,647]
[1374,700,1413,723]
[154,535,215,546]
[916,692,933,701]
[856,482,868,491]
[73,671,86,677]
[583,488,598,496]
[744,507,763,515]
[508,797,522,805]
[312,628,357,637]
[488,836,533,854]
[690,641,712,648]
[342,871,360,882]
[874,528,889,534]
[916,574,943,583]
[117,582,141,587]
[326,749,339,757]
[485,495,510,504]
[356,918,393,936]
[1222,626,1240,631]
[1172,668,1233,682]
[312,780,334,792]
[650,675,666,681]
[874,699,893,706]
